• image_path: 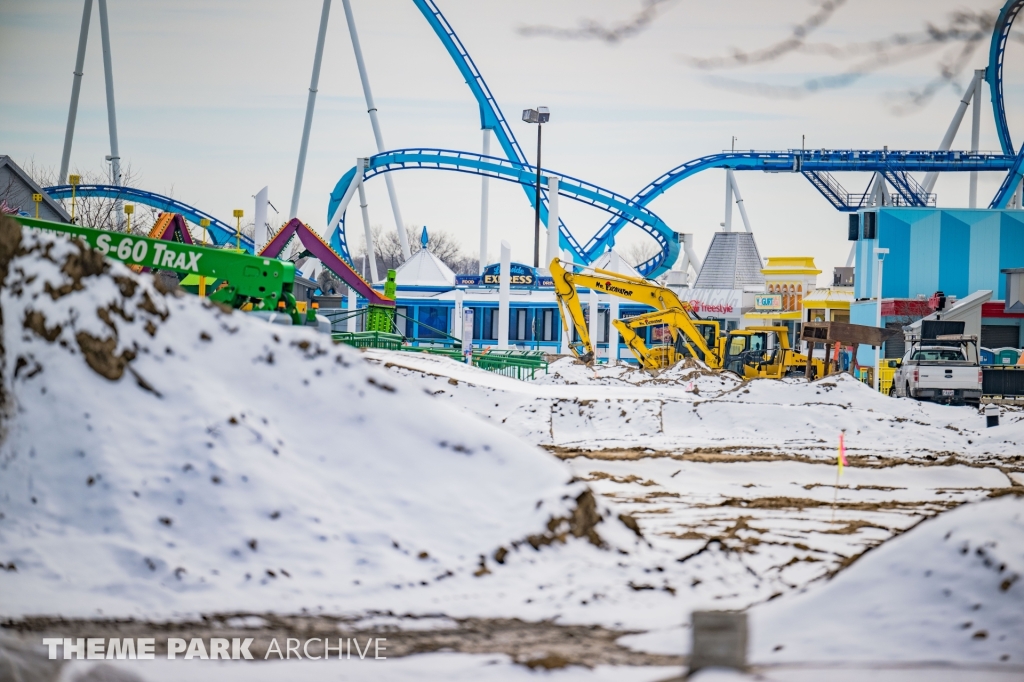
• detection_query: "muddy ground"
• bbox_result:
[1,614,683,671]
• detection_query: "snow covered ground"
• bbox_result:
[362,348,1024,666]
[0,225,656,627]
[1,221,1021,678]
[366,351,1024,464]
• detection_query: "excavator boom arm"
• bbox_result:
[550,259,720,367]
[550,259,596,363]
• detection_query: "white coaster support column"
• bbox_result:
[453,287,464,343]
[254,186,269,250]
[723,171,734,231]
[969,68,984,208]
[497,241,511,349]
[289,0,332,220]
[327,157,364,236]
[347,287,357,332]
[682,233,703,280]
[478,129,490,274]
[727,170,752,233]
[357,177,378,283]
[545,175,560,268]
[97,0,122,227]
[607,252,620,365]
[341,0,410,259]
[60,0,94,183]
[923,70,984,194]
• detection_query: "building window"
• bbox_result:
[489,309,499,340]
[597,310,609,344]
[416,306,448,339]
[808,308,826,323]
[513,309,528,341]
[540,309,557,341]
[395,306,408,336]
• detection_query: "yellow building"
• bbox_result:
[744,257,821,333]
[803,286,853,325]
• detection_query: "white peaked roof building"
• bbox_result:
[393,247,456,288]
[590,249,642,279]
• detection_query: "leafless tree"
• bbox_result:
[354,225,477,275]
[622,240,662,268]
[22,159,169,235]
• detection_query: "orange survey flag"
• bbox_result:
[837,431,849,476]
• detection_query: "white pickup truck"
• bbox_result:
[892,340,982,405]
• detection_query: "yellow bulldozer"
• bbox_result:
[549,259,824,378]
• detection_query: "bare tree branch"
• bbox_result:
[519,0,1018,113]
[688,0,848,69]
[518,0,678,44]
[686,6,1003,111]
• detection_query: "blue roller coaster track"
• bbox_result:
[326,149,680,276]
[326,148,1019,277]
[43,184,255,251]
[988,0,1024,156]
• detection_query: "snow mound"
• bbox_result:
[535,357,739,394]
[0,221,643,619]
[751,494,1024,664]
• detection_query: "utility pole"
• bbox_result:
[522,107,550,268]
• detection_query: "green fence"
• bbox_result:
[332,331,404,350]
[332,332,548,380]
[472,351,549,381]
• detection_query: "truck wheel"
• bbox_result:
[888,385,895,397]
[906,383,912,399]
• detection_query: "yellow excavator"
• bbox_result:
[549,259,823,378]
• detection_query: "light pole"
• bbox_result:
[199,218,210,298]
[522,106,550,268]
[233,209,244,251]
[68,174,81,223]
[873,247,889,392]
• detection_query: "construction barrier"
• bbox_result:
[982,366,1024,400]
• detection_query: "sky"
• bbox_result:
[1,0,1021,281]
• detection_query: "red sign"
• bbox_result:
[689,300,734,314]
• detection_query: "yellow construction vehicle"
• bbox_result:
[550,259,824,378]
[550,258,722,370]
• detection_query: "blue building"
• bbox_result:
[332,247,657,360]
[850,207,1024,365]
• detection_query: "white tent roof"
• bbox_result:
[590,249,642,279]
[393,249,456,287]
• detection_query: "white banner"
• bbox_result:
[685,288,744,316]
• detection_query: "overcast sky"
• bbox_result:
[1,0,1021,280]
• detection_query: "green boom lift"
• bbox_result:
[15,216,299,321]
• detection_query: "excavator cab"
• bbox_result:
[724,330,771,376]
[670,321,721,363]
[723,326,817,378]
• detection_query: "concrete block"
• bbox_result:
[688,610,747,675]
